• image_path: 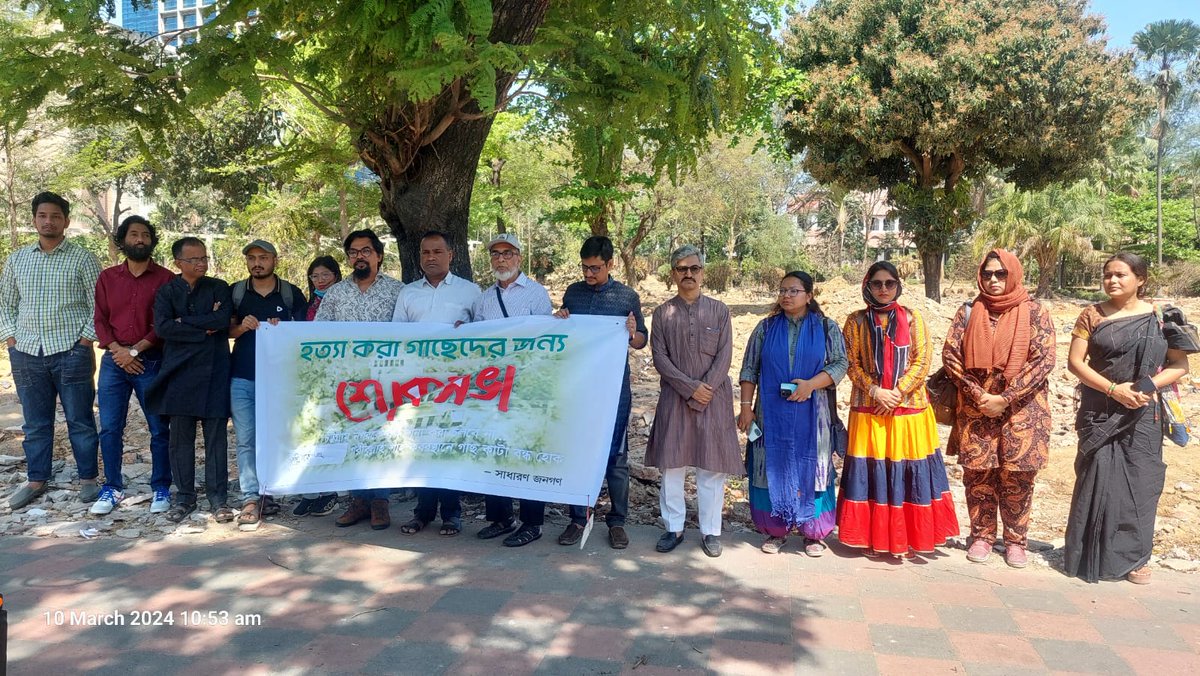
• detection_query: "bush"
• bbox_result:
[1153,260,1200,297]
[705,260,732,293]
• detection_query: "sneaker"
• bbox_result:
[149,489,171,514]
[1004,544,1028,569]
[967,538,993,563]
[89,487,123,515]
[292,497,316,517]
[308,493,339,517]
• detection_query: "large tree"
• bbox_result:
[780,0,1143,301]
[1,1,778,281]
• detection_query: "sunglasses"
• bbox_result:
[673,265,704,275]
[982,269,1009,281]
[867,279,898,291]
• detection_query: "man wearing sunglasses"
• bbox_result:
[553,236,646,550]
[315,229,405,530]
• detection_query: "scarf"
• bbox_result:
[861,270,910,390]
[964,249,1032,380]
[313,287,328,299]
[760,312,825,527]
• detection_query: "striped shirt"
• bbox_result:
[472,273,552,321]
[313,273,404,322]
[0,239,101,355]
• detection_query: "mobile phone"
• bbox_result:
[779,382,797,398]
[1132,376,1157,394]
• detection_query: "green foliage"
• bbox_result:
[1108,193,1199,262]
[781,0,1146,299]
[704,260,733,293]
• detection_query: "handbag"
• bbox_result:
[926,303,973,427]
[1160,384,1191,447]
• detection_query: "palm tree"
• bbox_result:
[974,182,1118,298]
[1133,19,1200,266]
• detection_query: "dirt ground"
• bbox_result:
[2,275,1199,568]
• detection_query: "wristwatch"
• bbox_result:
[128,347,139,358]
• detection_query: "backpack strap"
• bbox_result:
[231,279,248,315]
[232,278,296,319]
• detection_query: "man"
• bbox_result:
[391,230,481,537]
[1,192,101,510]
[90,215,175,515]
[316,229,405,530]
[472,233,553,547]
[146,237,233,524]
[228,239,310,531]
[554,236,646,550]
[644,245,742,558]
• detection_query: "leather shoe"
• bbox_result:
[655,531,684,553]
[608,526,629,549]
[369,499,391,530]
[8,482,47,510]
[336,498,371,527]
[557,523,585,546]
[702,535,722,558]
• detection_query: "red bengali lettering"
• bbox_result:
[334,365,517,421]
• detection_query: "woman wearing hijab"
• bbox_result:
[838,261,959,558]
[942,250,1056,568]
[737,271,848,556]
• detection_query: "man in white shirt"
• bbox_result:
[394,230,481,537]
[472,233,553,547]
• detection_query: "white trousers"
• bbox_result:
[660,467,726,536]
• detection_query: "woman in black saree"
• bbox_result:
[1065,252,1197,584]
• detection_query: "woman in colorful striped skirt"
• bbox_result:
[737,271,848,556]
[837,261,959,557]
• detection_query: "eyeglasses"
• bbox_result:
[346,247,377,259]
[489,250,519,260]
[673,265,704,275]
[581,264,606,274]
[176,256,209,265]
[309,272,335,281]
[982,269,1009,281]
[778,287,806,297]
[867,279,898,291]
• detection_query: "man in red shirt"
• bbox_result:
[90,216,176,515]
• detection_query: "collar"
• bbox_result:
[35,238,70,255]
[117,259,163,277]
[586,278,617,293]
[494,272,528,291]
[245,275,283,297]
[419,273,458,289]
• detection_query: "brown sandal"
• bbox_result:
[1127,566,1152,585]
[236,501,260,531]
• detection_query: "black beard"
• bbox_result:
[352,265,371,280]
[123,244,153,262]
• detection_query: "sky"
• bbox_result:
[1087,0,1200,49]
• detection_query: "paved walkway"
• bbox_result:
[2,519,1199,675]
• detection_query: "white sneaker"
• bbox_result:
[89,487,123,515]
[149,489,171,514]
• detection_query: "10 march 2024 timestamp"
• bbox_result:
[45,609,263,627]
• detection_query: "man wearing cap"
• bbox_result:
[393,230,481,537]
[227,239,308,531]
[471,233,553,547]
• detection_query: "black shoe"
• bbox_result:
[292,498,315,517]
[656,531,684,553]
[477,519,517,540]
[308,493,339,517]
[557,522,585,546]
[503,525,542,547]
[702,535,722,558]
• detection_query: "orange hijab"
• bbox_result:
[963,249,1033,380]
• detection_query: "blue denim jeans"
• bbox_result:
[230,377,260,503]
[570,381,631,527]
[9,344,99,483]
[97,352,171,492]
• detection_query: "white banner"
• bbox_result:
[254,315,627,505]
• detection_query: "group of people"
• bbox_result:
[2,191,1194,585]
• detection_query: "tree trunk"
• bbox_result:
[367,0,548,282]
[919,250,944,302]
[1035,253,1056,299]
[1156,136,1164,266]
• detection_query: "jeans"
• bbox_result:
[168,415,228,509]
[570,382,631,527]
[97,352,170,492]
[230,377,259,503]
[415,488,462,526]
[9,344,98,483]
[351,488,390,501]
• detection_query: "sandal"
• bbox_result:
[400,518,429,535]
[502,525,542,547]
[166,503,196,524]
[863,548,882,558]
[761,536,786,554]
[213,506,236,523]
[237,501,261,532]
[1127,566,1152,585]
[259,495,280,516]
[439,521,461,537]
[804,539,827,557]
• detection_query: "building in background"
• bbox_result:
[109,0,218,47]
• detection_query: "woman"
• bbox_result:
[292,255,343,517]
[942,250,1055,569]
[1065,252,1196,584]
[838,261,959,557]
[737,271,848,556]
[305,256,342,321]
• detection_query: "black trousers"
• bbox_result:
[414,488,461,525]
[168,415,229,509]
[484,495,545,527]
